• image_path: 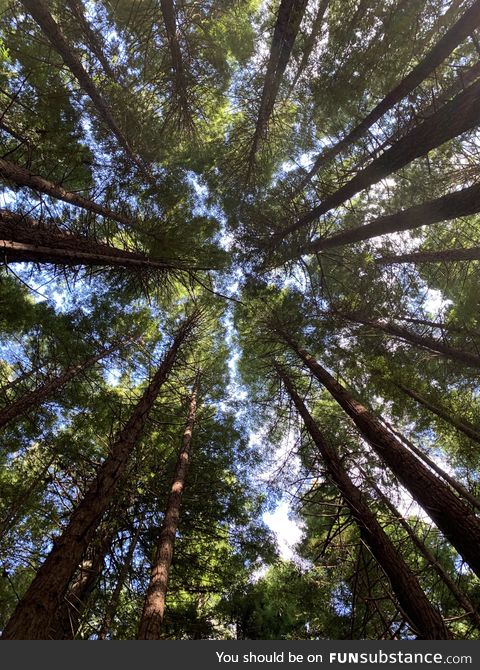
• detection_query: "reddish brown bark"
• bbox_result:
[0,339,126,430]
[274,77,480,245]
[300,182,480,256]
[137,375,199,639]
[276,364,449,639]
[297,0,480,189]
[277,330,480,577]
[20,0,155,186]
[0,208,183,270]
[0,313,198,639]
[0,158,134,228]
[160,0,191,126]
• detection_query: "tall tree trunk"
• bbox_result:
[0,208,185,271]
[288,0,329,94]
[247,0,309,178]
[376,246,480,265]
[65,0,116,80]
[137,374,199,639]
[276,329,480,577]
[296,0,480,190]
[338,312,480,370]
[0,158,135,228]
[20,0,155,187]
[299,182,480,256]
[159,0,190,127]
[50,525,114,639]
[0,312,198,639]
[275,76,480,244]
[360,465,480,632]
[276,364,449,639]
[97,519,144,640]
[396,382,480,445]
[0,339,128,431]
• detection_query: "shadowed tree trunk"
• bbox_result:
[276,363,449,640]
[274,76,480,244]
[376,246,480,265]
[296,182,480,257]
[247,0,309,178]
[0,158,136,228]
[20,0,155,186]
[275,328,480,577]
[288,0,329,94]
[137,373,199,639]
[296,0,480,190]
[0,209,188,271]
[360,465,480,632]
[0,338,128,430]
[65,0,116,80]
[338,312,480,370]
[395,381,480,445]
[0,312,199,639]
[160,0,191,127]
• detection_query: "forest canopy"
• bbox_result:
[1,0,480,640]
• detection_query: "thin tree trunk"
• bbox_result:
[0,339,128,430]
[0,158,135,228]
[247,0,309,177]
[137,374,199,639]
[0,313,198,639]
[299,181,480,256]
[159,0,190,126]
[50,526,114,639]
[276,364,449,639]
[288,0,329,94]
[97,520,144,640]
[0,209,185,270]
[275,76,480,244]
[65,0,116,80]
[296,0,480,190]
[339,312,480,370]
[277,329,480,577]
[377,246,480,265]
[360,466,480,632]
[20,0,155,186]
[396,382,480,445]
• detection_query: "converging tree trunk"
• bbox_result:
[275,76,480,244]
[376,246,480,265]
[0,338,127,430]
[275,329,480,578]
[20,0,155,186]
[137,373,200,639]
[288,0,329,94]
[0,208,186,271]
[276,364,449,639]
[65,0,116,80]
[296,0,480,190]
[0,312,198,639]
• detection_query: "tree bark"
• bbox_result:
[275,76,480,244]
[247,0,309,177]
[0,312,198,639]
[276,364,449,639]
[277,330,480,578]
[288,0,329,94]
[339,312,480,370]
[300,182,480,256]
[0,338,127,430]
[296,0,480,189]
[0,158,134,228]
[65,0,116,80]
[396,382,480,446]
[137,374,199,639]
[376,246,480,265]
[0,208,184,271]
[159,0,190,126]
[360,466,480,632]
[20,0,155,187]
